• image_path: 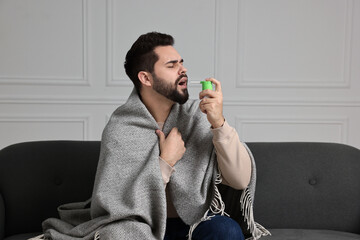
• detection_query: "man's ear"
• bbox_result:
[138,71,152,87]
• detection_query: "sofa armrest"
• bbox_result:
[0,193,4,240]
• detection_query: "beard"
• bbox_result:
[152,73,189,104]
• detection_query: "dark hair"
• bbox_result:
[124,32,174,92]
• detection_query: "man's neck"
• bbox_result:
[140,88,174,123]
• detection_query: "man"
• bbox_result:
[41,32,268,240]
[124,32,251,240]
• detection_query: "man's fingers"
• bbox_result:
[199,89,217,100]
[199,78,222,99]
[205,78,222,93]
[155,129,165,144]
[199,102,207,114]
[169,127,180,136]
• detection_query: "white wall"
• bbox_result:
[0,0,359,149]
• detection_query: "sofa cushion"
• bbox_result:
[247,142,360,233]
[262,229,360,240]
[0,141,100,238]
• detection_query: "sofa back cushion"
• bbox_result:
[0,141,100,237]
[248,142,360,234]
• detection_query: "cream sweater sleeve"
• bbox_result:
[211,120,252,190]
[159,157,175,188]
[157,122,176,188]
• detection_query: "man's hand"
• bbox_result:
[199,78,225,128]
[156,128,186,167]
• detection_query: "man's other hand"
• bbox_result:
[156,127,186,167]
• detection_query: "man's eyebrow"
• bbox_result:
[165,59,184,64]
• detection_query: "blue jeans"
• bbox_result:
[163,215,245,240]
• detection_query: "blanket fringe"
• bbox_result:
[187,169,271,240]
[209,172,229,216]
[187,209,212,240]
[187,172,227,240]
[240,188,271,240]
[28,234,45,240]
[94,230,100,240]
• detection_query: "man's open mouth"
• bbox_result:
[177,76,188,88]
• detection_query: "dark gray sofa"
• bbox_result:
[0,141,360,240]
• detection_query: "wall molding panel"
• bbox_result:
[0,0,89,86]
[0,115,91,149]
[0,95,127,105]
[236,0,354,88]
[0,115,90,139]
[235,115,349,143]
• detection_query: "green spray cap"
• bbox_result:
[200,81,212,91]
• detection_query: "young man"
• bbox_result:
[124,32,251,240]
[42,32,268,240]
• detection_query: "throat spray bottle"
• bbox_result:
[200,81,213,91]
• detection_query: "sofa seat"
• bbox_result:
[4,233,41,240]
[263,229,360,240]
[10,230,360,240]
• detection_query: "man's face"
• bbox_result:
[152,46,189,104]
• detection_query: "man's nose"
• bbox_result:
[179,65,187,74]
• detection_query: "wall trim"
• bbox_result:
[223,99,360,107]
[1,95,360,107]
